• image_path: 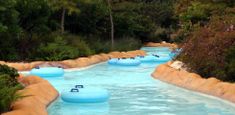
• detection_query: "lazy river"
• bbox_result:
[46,47,235,115]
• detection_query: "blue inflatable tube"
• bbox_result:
[136,55,158,62]
[116,58,141,66]
[30,67,64,77]
[61,86,109,103]
[108,58,119,65]
[169,53,176,58]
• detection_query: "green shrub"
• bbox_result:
[225,46,235,82]
[0,75,23,114]
[87,38,111,53]
[0,64,19,86]
[148,28,168,43]
[87,36,142,53]
[36,36,79,61]
[0,65,23,114]
[63,34,94,56]
[112,37,142,51]
[0,64,19,78]
[34,33,94,61]
[178,16,235,81]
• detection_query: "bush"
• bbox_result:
[178,17,235,81]
[87,36,142,53]
[225,46,235,81]
[0,65,23,114]
[63,34,94,56]
[0,64,19,86]
[0,75,23,113]
[33,33,93,61]
[112,37,142,51]
[36,36,79,61]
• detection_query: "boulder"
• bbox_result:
[88,55,102,64]
[60,60,78,68]
[6,63,26,71]
[108,51,123,58]
[29,61,44,69]
[98,53,110,61]
[75,57,91,67]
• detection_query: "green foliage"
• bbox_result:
[87,37,142,53]
[65,0,175,42]
[0,65,23,114]
[0,64,19,86]
[65,0,109,36]
[0,0,19,34]
[0,75,23,113]
[112,37,142,51]
[37,36,78,61]
[178,8,235,81]
[48,0,80,14]
[0,0,175,61]
[34,34,93,61]
[64,34,94,56]
[16,0,52,34]
[225,46,235,81]
[172,0,233,43]
[0,0,20,61]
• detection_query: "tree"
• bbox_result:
[0,0,21,60]
[48,0,80,34]
[106,0,115,50]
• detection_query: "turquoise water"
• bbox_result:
[47,47,235,115]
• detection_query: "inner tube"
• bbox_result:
[30,67,64,77]
[156,56,172,62]
[116,58,141,66]
[61,86,109,103]
[108,58,119,65]
[136,55,158,62]
[169,53,176,58]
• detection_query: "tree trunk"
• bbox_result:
[61,8,65,34]
[107,0,114,50]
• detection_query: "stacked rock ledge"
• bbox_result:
[0,50,146,71]
[151,62,235,103]
[2,76,59,115]
[144,42,178,49]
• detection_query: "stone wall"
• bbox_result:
[0,50,146,71]
[2,76,59,115]
[152,62,235,103]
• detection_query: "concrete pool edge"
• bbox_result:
[2,76,59,115]
[152,62,235,104]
